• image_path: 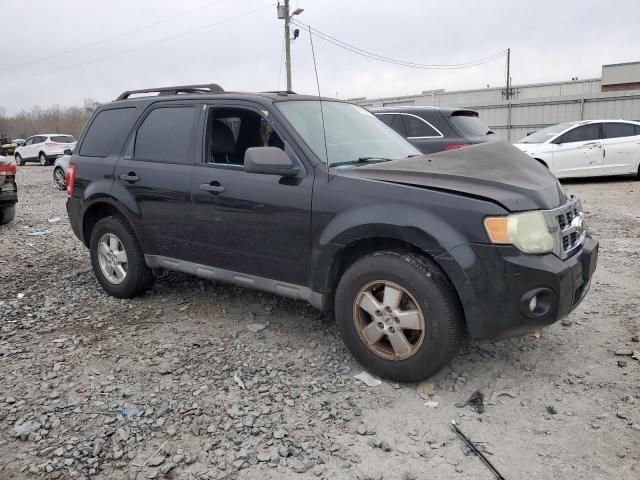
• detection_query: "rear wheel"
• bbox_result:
[335,251,464,382]
[53,167,66,190]
[39,152,49,166]
[15,154,23,166]
[0,205,16,225]
[89,216,154,298]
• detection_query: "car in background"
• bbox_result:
[0,155,17,224]
[514,120,640,178]
[15,134,77,166]
[370,106,495,154]
[53,153,71,190]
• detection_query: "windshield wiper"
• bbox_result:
[329,157,392,167]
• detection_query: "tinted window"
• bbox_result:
[449,113,492,137]
[34,136,45,144]
[556,124,601,143]
[80,108,137,157]
[24,138,33,146]
[135,107,196,164]
[50,135,76,143]
[603,122,636,139]
[402,115,440,138]
[377,114,405,136]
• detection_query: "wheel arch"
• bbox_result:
[80,198,145,250]
[534,157,548,168]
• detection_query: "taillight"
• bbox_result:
[66,164,76,197]
[443,144,470,151]
[0,163,17,176]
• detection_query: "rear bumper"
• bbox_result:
[67,197,83,243]
[437,236,598,340]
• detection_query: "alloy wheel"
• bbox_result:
[97,233,128,285]
[352,280,426,361]
[39,154,47,166]
[54,168,66,190]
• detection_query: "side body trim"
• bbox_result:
[145,255,329,310]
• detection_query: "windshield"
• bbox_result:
[519,123,575,144]
[276,101,419,166]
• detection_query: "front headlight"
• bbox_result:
[484,211,554,254]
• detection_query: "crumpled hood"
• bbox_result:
[336,141,566,212]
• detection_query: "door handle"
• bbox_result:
[582,142,601,148]
[119,172,140,183]
[200,182,226,194]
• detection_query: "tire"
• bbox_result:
[335,251,464,383]
[53,167,66,190]
[39,152,49,166]
[0,205,16,225]
[15,154,23,166]
[89,216,154,298]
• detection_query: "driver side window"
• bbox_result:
[207,107,284,166]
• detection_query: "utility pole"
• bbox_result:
[505,47,511,100]
[277,1,304,92]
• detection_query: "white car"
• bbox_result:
[15,134,77,166]
[514,120,640,179]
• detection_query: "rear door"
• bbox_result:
[399,113,445,154]
[113,103,200,259]
[551,123,604,177]
[601,122,640,175]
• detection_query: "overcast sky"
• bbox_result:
[1,0,639,114]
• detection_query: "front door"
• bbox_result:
[190,104,313,287]
[113,103,200,259]
[551,123,604,177]
[21,137,35,159]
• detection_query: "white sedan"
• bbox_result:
[514,120,640,179]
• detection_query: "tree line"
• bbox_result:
[0,99,101,141]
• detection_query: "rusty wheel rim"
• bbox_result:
[352,280,426,361]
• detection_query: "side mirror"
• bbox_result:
[244,147,299,176]
[63,149,73,156]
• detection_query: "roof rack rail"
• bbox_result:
[116,83,225,100]
[262,90,297,95]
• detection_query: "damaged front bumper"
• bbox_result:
[436,235,598,340]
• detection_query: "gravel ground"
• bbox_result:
[1,165,639,480]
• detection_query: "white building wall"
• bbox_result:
[353,78,640,142]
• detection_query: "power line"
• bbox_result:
[292,19,507,70]
[0,3,275,86]
[3,0,230,72]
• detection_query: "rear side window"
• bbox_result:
[377,114,405,136]
[402,115,440,138]
[50,135,76,143]
[603,122,636,139]
[80,108,137,157]
[135,106,197,164]
[449,113,492,137]
[556,124,601,143]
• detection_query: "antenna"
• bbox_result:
[308,26,329,167]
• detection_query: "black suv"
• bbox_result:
[371,106,495,154]
[66,84,598,382]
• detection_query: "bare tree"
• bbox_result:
[0,101,102,140]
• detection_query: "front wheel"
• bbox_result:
[53,167,66,190]
[15,154,23,166]
[89,216,154,298]
[335,251,464,383]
